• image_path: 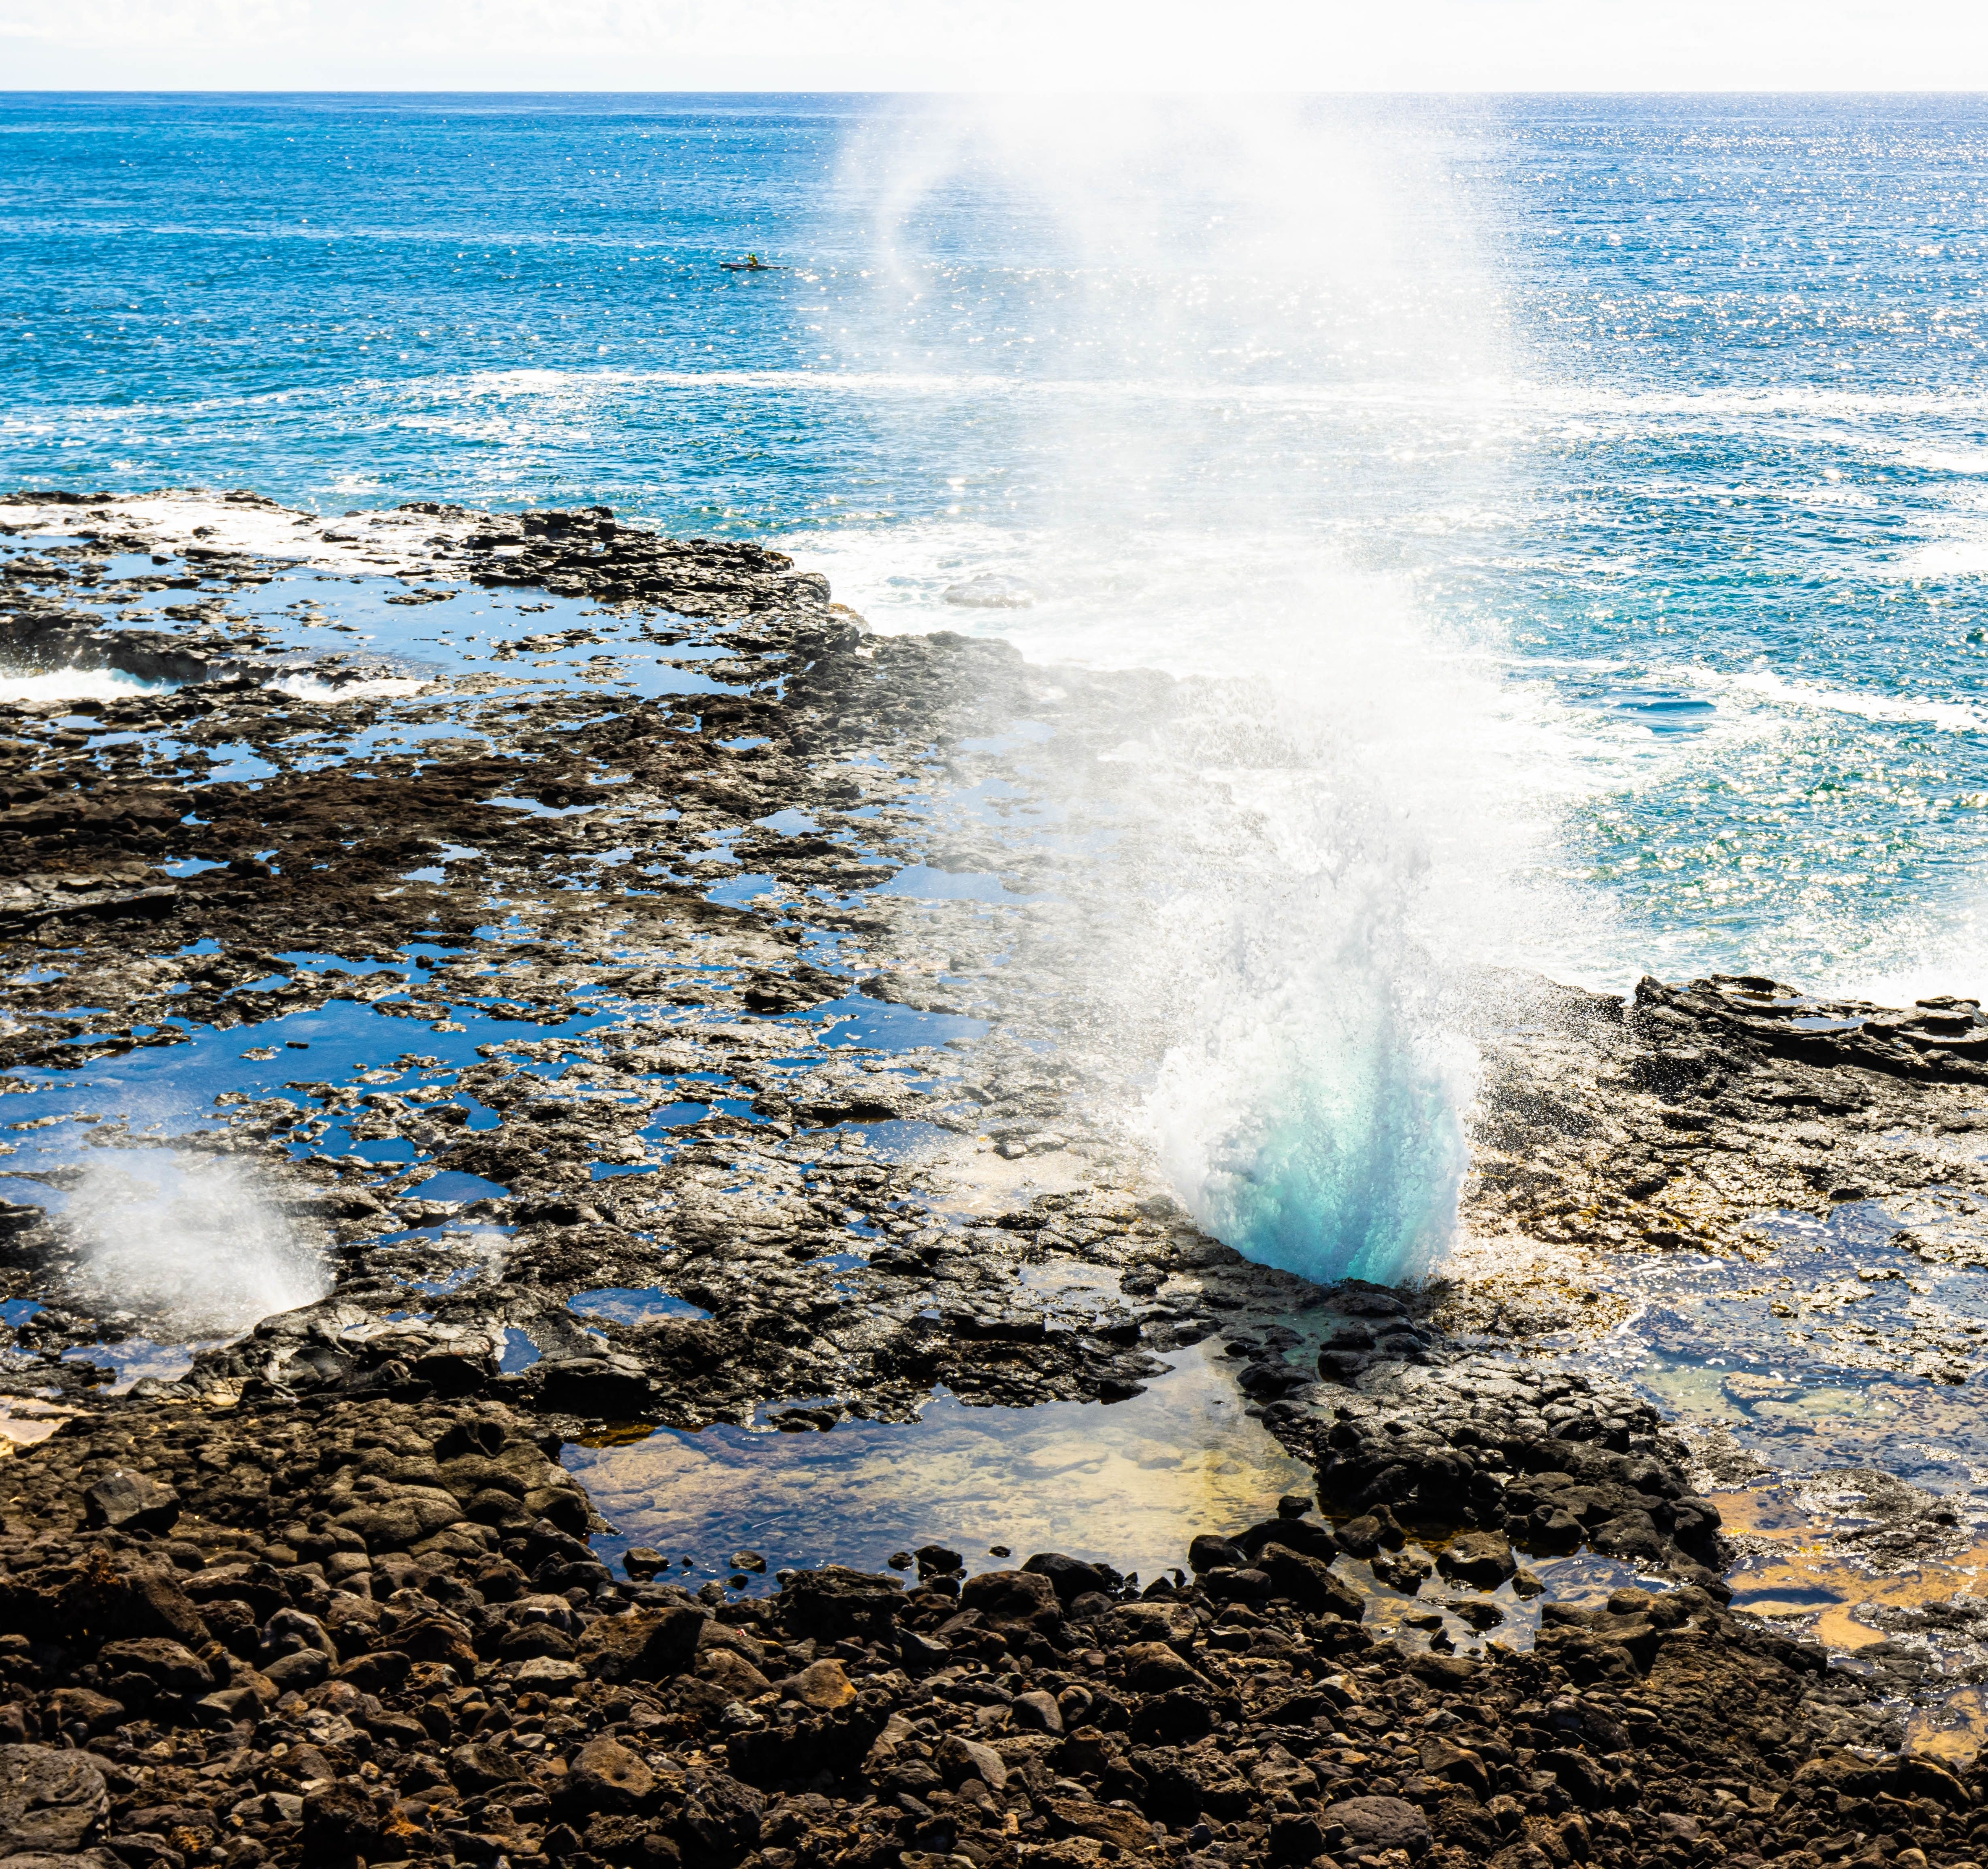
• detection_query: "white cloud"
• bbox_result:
[0,0,1980,90]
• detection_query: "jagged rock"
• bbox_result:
[959,1567,1060,1631]
[567,1736,654,1813]
[299,1784,381,1861]
[935,1733,1008,1791]
[781,1657,856,1710]
[1437,1529,1517,1587]
[96,1638,212,1699]
[1256,1543,1365,1621]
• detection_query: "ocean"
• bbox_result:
[8,89,1988,1010]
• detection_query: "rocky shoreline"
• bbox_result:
[0,1388,1960,1869]
[2,490,1988,1869]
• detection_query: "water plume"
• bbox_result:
[835,97,1568,1287]
[1061,611,1506,1290]
[67,1152,329,1337]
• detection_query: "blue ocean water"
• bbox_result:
[7,90,1988,1010]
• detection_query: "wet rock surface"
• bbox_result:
[0,1394,1960,1869]
[1464,972,1988,1273]
[3,491,1988,1864]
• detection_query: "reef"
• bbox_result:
[3,490,1988,1869]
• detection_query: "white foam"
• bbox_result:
[0,490,477,578]
[269,672,433,703]
[1702,667,1988,735]
[0,667,167,705]
[1892,446,1988,475]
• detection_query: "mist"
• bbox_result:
[812,96,1577,1287]
[66,1152,330,1338]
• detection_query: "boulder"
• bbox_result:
[1419,1738,1491,1797]
[935,1733,1008,1791]
[450,1741,530,1794]
[1324,1796,1430,1860]
[1438,1531,1516,1588]
[299,1784,381,1863]
[1022,1553,1109,1602]
[194,1685,266,1726]
[781,1566,902,1640]
[1119,1641,1204,1692]
[0,1747,109,1856]
[1541,1747,1613,1807]
[1234,1516,1338,1561]
[184,1561,286,1622]
[1102,1599,1197,1651]
[333,1485,465,1550]
[523,1485,590,1537]
[1011,1688,1063,1733]
[897,1627,950,1672]
[45,1689,124,1737]
[333,1649,411,1694]
[514,1656,587,1691]
[96,1638,213,1699]
[1187,1535,1246,1573]
[259,1607,337,1664]
[1045,1797,1153,1852]
[396,1615,479,1673]
[566,1737,654,1814]
[678,1771,763,1865]
[1408,1651,1479,1690]
[1129,1690,1216,1745]
[81,1473,181,1534]
[262,1650,330,1691]
[780,1658,856,1711]
[696,1646,771,1701]
[36,1559,208,1648]
[576,1605,706,1682]
[959,1568,1060,1630]
[1257,1544,1364,1621]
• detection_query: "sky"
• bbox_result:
[0,0,1982,93]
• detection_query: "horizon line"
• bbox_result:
[7,85,1988,98]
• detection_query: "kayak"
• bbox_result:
[720,262,786,272]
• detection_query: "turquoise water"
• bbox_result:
[12,92,1988,1281]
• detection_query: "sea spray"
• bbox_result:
[831,96,1556,1284]
[1149,989,1469,1289]
[1139,781,1472,1286]
[0,666,169,706]
[1064,652,1492,1286]
[67,1151,328,1336]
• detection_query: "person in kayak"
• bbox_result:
[722,254,784,271]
